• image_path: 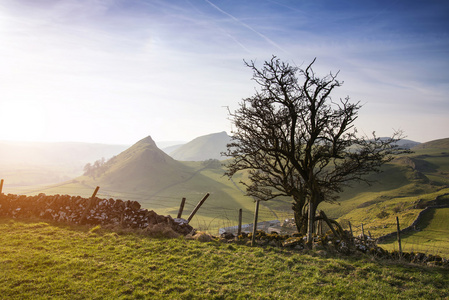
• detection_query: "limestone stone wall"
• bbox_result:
[0,193,193,235]
[377,193,449,243]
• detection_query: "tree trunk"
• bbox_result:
[293,210,307,234]
[307,201,315,245]
[292,195,307,234]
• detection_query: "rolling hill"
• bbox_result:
[74,135,265,230]
[391,138,421,149]
[413,137,449,150]
[0,141,128,186]
[3,134,449,254]
[168,131,231,161]
[79,136,195,193]
[316,138,449,255]
[0,140,128,166]
[3,134,275,232]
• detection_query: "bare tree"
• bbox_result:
[224,56,407,244]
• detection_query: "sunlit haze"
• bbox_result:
[1,0,448,144]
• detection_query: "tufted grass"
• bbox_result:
[379,207,449,256]
[1,217,448,299]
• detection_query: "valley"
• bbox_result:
[2,133,449,256]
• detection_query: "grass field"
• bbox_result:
[379,206,449,257]
[3,138,449,257]
[2,163,282,234]
[1,218,449,299]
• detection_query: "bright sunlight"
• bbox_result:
[0,100,47,141]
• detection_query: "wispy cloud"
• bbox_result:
[204,0,289,55]
[0,0,448,143]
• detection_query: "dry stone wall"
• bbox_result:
[377,193,449,243]
[0,193,193,236]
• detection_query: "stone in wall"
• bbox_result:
[0,193,193,236]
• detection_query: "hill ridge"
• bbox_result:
[169,131,231,161]
[81,135,195,193]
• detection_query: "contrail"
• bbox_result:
[266,0,305,14]
[204,0,289,55]
[226,35,253,53]
[186,0,251,53]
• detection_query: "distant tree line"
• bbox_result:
[83,156,116,179]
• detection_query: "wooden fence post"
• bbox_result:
[319,210,339,239]
[80,186,100,225]
[348,221,354,242]
[187,193,210,223]
[396,216,402,258]
[251,200,260,247]
[318,219,323,236]
[0,179,3,196]
[238,208,243,236]
[361,223,366,243]
[177,197,186,219]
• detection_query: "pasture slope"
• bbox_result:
[3,136,449,256]
[322,138,449,256]
[1,218,448,299]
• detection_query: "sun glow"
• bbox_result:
[0,100,47,141]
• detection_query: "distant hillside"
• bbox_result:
[169,131,231,161]
[161,144,184,155]
[12,134,267,232]
[7,134,449,243]
[156,141,186,154]
[80,136,194,192]
[0,141,128,166]
[0,141,128,186]
[395,139,421,149]
[375,138,420,149]
[412,137,449,150]
[318,136,449,247]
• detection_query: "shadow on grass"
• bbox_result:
[416,207,437,231]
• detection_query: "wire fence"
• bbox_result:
[3,180,448,256]
[341,219,449,257]
[1,180,294,235]
[378,229,449,257]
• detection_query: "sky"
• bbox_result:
[0,0,448,145]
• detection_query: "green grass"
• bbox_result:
[413,138,449,151]
[334,189,449,257]
[379,206,449,257]
[3,163,279,235]
[1,218,449,299]
[0,164,78,186]
[3,138,449,256]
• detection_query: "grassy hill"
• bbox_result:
[380,203,449,255]
[169,131,231,161]
[1,218,448,299]
[83,136,194,193]
[2,136,274,232]
[4,136,449,256]
[317,138,449,255]
[413,138,449,150]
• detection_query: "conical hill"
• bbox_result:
[84,136,194,193]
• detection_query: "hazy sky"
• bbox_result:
[1,0,448,144]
